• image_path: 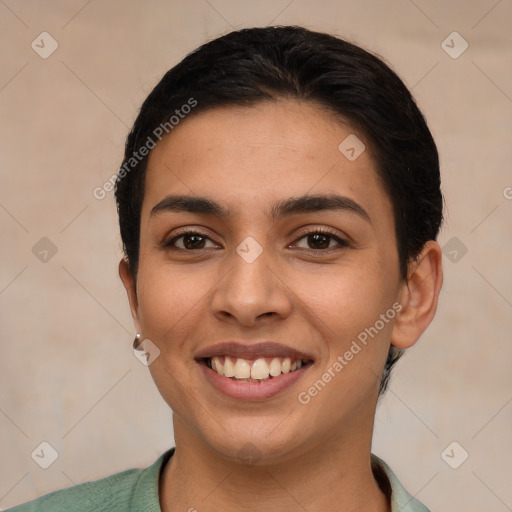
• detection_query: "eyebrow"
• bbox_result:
[150,193,371,224]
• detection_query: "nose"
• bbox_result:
[211,246,293,327]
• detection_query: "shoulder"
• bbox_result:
[7,468,142,512]
[6,449,174,512]
[371,454,431,512]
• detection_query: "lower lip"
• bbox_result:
[198,361,312,400]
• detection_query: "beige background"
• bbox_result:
[1,0,511,510]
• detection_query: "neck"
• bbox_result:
[159,416,390,512]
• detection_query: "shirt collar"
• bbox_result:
[131,448,430,512]
[371,454,431,511]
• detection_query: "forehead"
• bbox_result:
[142,99,392,227]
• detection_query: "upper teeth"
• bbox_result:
[209,356,304,380]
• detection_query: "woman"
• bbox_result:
[9,25,443,511]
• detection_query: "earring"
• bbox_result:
[133,333,141,350]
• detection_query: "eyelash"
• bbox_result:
[162,228,351,253]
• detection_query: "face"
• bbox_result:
[123,99,403,462]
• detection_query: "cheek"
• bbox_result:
[302,256,397,336]
[136,262,208,412]
[135,261,209,352]
[299,256,397,394]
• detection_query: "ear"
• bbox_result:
[119,258,141,333]
[390,241,443,349]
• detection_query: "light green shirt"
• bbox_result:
[7,449,430,511]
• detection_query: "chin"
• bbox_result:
[198,417,311,466]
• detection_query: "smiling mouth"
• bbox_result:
[203,356,313,382]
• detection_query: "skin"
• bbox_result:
[120,99,443,512]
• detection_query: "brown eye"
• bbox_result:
[306,233,330,249]
[166,231,217,250]
[182,233,206,249]
[293,230,349,251]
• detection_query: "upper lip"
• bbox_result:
[195,342,314,361]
